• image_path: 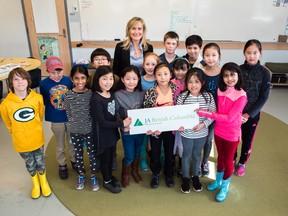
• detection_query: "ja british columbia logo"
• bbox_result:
[134,118,143,126]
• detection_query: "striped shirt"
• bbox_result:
[177,91,216,138]
[64,89,92,134]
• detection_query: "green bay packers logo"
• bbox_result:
[14,107,35,122]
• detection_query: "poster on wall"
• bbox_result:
[37,37,60,63]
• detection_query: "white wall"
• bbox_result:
[1,0,288,66]
[0,0,30,57]
[75,0,288,42]
[68,0,288,64]
[71,47,288,66]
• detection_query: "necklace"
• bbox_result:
[134,49,141,58]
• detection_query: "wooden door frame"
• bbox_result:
[21,0,72,76]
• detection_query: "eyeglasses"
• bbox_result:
[93,58,108,62]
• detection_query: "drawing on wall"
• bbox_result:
[273,0,287,7]
[170,11,192,39]
[37,36,60,62]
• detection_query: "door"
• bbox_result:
[22,0,72,76]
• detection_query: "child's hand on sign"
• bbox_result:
[178,126,184,132]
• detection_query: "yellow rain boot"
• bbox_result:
[38,171,52,197]
[31,174,40,199]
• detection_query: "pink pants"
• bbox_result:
[215,135,239,180]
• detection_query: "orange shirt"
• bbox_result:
[155,86,173,107]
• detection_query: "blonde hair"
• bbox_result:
[122,17,149,51]
[143,52,160,65]
[8,67,31,93]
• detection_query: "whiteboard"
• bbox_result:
[78,0,288,42]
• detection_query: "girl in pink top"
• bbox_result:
[171,57,190,103]
[197,62,247,202]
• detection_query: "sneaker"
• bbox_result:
[150,174,160,188]
[111,176,122,187]
[76,175,85,190]
[191,176,203,192]
[181,177,190,194]
[165,176,174,188]
[103,180,122,194]
[140,159,148,171]
[201,162,209,176]
[71,161,78,172]
[236,164,246,176]
[90,176,99,192]
[59,165,68,180]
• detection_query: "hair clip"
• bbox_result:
[172,57,191,69]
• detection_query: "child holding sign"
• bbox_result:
[90,66,131,194]
[143,62,178,189]
[115,65,145,188]
[197,62,247,202]
[177,68,215,193]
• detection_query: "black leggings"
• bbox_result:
[234,112,260,164]
[71,132,97,174]
[149,131,175,177]
[100,146,115,182]
[0,81,3,100]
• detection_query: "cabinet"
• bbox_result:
[265,62,288,86]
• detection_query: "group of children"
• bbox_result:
[0,31,270,202]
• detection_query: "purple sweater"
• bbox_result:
[199,87,247,142]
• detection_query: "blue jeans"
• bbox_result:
[181,136,207,177]
[121,133,145,165]
[203,121,215,163]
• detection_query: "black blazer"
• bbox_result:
[113,41,153,77]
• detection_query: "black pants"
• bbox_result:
[234,112,260,164]
[0,81,3,100]
[149,131,175,177]
[70,132,97,174]
[100,146,115,182]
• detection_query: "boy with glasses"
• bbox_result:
[88,48,119,89]
[40,56,76,180]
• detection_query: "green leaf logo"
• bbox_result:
[134,118,143,126]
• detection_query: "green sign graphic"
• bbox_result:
[134,119,143,126]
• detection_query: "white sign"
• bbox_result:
[127,104,199,135]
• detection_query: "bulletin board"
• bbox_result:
[77,0,288,42]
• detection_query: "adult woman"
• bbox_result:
[113,17,153,77]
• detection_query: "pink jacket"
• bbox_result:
[198,87,247,142]
[171,78,186,104]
